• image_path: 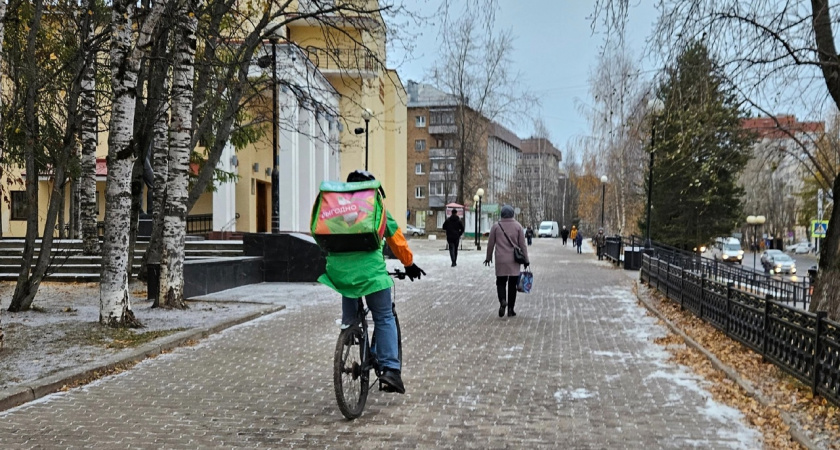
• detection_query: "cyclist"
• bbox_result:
[318,170,425,394]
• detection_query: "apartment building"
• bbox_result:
[406,80,521,233]
[515,137,563,227]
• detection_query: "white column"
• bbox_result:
[212,141,237,231]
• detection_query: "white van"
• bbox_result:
[720,238,743,264]
[538,221,559,238]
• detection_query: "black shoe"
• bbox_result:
[380,369,405,394]
[507,310,516,317]
[499,301,507,317]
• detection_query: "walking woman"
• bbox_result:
[484,205,529,317]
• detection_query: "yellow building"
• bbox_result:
[0,0,407,238]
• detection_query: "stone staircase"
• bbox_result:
[0,239,244,282]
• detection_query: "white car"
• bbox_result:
[719,239,744,264]
[793,242,813,254]
[405,225,425,236]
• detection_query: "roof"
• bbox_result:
[405,80,457,108]
[520,137,562,161]
[742,115,824,139]
[490,122,521,149]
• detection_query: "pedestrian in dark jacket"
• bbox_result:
[574,231,583,254]
[484,205,529,318]
[525,227,534,246]
[595,228,607,260]
[560,226,570,245]
[442,209,464,267]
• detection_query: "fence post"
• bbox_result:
[680,268,686,309]
[812,311,827,395]
[665,264,671,299]
[725,282,734,336]
[762,294,773,362]
[700,274,706,320]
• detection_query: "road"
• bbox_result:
[0,239,763,448]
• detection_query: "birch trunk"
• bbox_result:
[80,27,100,255]
[100,0,164,326]
[0,0,6,346]
[160,0,197,309]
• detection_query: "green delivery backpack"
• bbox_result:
[310,180,387,253]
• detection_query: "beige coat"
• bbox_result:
[485,218,529,276]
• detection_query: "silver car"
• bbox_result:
[405,224,425,236]
[771,253,797,274]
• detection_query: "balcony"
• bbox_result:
[305,46,381,78]
[428,124,457,135]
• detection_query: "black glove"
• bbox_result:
[484,260,491,266]
[524,263,530,269]
[404,263,426,281]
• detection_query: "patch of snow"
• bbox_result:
[554,388,597,403]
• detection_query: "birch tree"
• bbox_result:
[159,0,197,309]
[99,0,164,327]
[0,0,7,350]
[80,0,100,255]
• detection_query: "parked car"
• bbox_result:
[793,242,813,254]
[405,224,425,237]
[760,249,785,271]
[770,253,797,274]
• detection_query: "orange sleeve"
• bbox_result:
[386,228,414,266]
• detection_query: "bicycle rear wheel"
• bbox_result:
[334,326,369,419]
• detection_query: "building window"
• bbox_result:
[415,115,426,127]
[11,191,28,220]
[415,186,425,198]
[415,163,424,175]
[415,139,426,151]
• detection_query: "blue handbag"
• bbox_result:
[517,269,533,293]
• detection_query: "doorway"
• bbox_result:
[256,181,269,232]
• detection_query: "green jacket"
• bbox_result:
[318,211,410,298]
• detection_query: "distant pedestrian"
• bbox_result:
[560,226,570,245]
[595,228,607,260]
[574,231,583,254]
[525,226,534,246]
[570,225,578,243]
[442,209,464,267]
[484,205,529,318]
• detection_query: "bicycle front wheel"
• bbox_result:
[334,326,369,420]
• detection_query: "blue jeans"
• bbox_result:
[342,287,399,371]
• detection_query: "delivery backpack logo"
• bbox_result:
[311,180,387,253]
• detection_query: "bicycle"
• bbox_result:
[333,270,405,420]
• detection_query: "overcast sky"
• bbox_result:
[390,1,659,156]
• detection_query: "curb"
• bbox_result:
[632,281,818,450]
[0,304,285,413]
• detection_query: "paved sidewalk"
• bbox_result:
[0,238,762,448]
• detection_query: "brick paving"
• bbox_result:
[0,238,762,448]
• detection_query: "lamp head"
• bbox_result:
[756,215,766,224]
[600,175,608,183]
[361,108,373,121]
[648,97,665,114]
[473,194,480,202]
[477,188,485,197]
[746,215,756,225]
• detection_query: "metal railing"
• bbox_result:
[305,46,381,74]
[645,238,811,309]
[641,253,840,407]
[96,214,214,236]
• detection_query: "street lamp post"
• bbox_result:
[354,108,373,171]
[645,97,665,251]
[257,38,280,233]
[747,215,766,272]
[600,175,608,229]
[474,188,484,250]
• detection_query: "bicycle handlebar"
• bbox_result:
[388,269,407,280]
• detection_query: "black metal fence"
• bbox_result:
[641,253,840,407]
[644,238,811,309]
[96,213,214,236]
